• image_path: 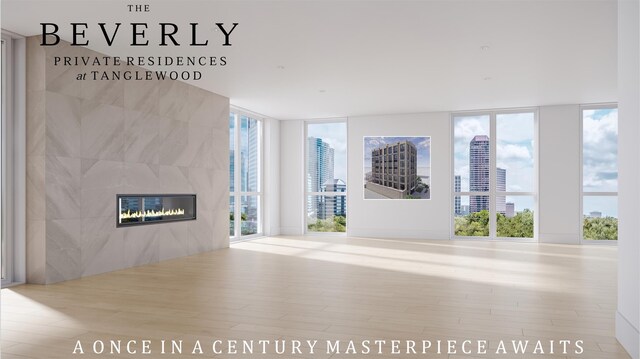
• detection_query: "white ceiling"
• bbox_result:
[2,0,617,120]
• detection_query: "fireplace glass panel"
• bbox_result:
[118,194,196,227]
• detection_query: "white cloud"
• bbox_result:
[583,111,617,154]
[497,143,531,161]
[454,117,489,141]
[367,138,387,147]
[496,113,535,143]
[453,114,538,193]
[583,109,618,191]
[417,138,431,148]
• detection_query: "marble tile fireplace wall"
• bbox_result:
[25,37,230,284]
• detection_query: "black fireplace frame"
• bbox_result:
[116,194,197,228]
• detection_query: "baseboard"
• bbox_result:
[266,227,281,237]
[279,226,303,236]
[347,227,449,240]
[616,310,639,359]
[538,233,580,244]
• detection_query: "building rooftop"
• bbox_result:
[323,179,346,186]
[472,135,490,142]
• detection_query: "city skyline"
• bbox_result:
[467,135,507,214]
[306,122,348,222]
[454,110,618,218]
[454,114,534,193]
[307,136,336,219]
[307,123,348,183]
[454,114,535,217]
[469,135,490,213]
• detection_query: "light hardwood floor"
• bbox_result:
[0,236,630,359]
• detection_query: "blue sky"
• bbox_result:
[307,122,348,183]
[453,113,536,217]
[583,108,618,192]
[453,109,618,217]
[583,108,618,217]
[453,113,535,193]
[363,136,431,176]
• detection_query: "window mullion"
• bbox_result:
[234,113,241,238]
[490,113,497,239]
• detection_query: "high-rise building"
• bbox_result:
[307,137,335,216]
[496,167,506,214]
[506,202,515,218]
[247,118,259,192]
[239,153,246,192]
[229,149,235,192]
[461,205,470,215]
[469,135,490,213]
[468,135,508,214]
[230,113,235,192]
[454,175,461,215]
[370,140,417,196]
[589,211,602,218]
[240,118,259,230]
[320,179,347,219]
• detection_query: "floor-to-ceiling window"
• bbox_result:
[305,121,347,233]
[452,110,537,239]
[1,35,7,283]
[1,32,15,285]
[229,110,262,239]
[581,105,618,241]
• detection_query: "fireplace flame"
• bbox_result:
[120,208,186,220]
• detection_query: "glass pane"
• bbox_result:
[454,195,489,237]
[583,108,618,192]
[241,195,259,236]
[229,196,235,236]
[583,196,618,240]
[307,195,347,233]
[240,116,260,192]
[229,113,235,192]
[496,196,534,238]
[496,113,534,192]
[307,122,348,192]
[454,115,490,193]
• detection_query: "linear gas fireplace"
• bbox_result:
[117,194,196,227]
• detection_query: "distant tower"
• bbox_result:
[247,118,259,192]
[506,202,515,218]
[454,175,461,215]
[469,135,490,213]
[307,137,335,217]
[496,167,506,214]
[321,179,347,219]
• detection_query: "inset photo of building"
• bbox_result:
[364,136,431,200]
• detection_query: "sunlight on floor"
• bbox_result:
[233,236,617,294]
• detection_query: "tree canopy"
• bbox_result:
[583,217,618,240]
[308,215,347,232]
[455,209,534,238]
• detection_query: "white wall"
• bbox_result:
[279,106,591,243]
[279,120,305,235]
[347,112,451,239]
[616,0,640,357]
[263,118,281,236]
[538,105,581,244]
